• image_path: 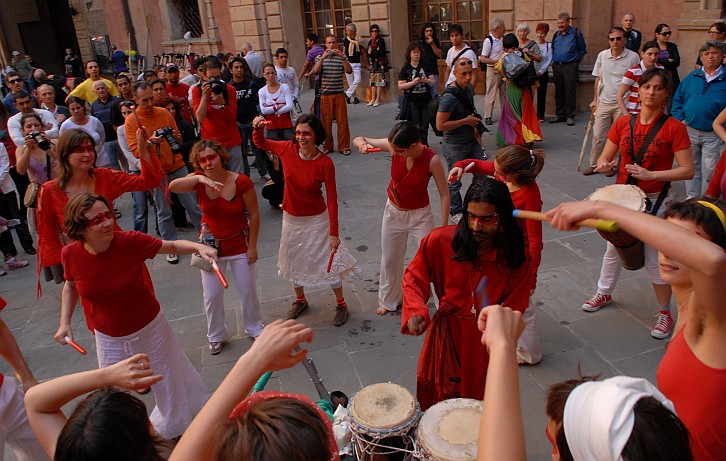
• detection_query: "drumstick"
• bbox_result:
[367,147,381,152]
[211,260,229,289]
[64,336,87,355]
[326,250,335,273]
[513,209,619,232]
[464,162,475,172]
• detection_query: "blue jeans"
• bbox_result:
[225,144,246,176]
[101,140,122,170]
[152,167,203,240]
[130,171,149,233]
[442,139,486,215]
[685,126,723,198]
[239,123,269,177]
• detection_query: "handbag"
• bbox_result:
[395,92,410,120]
[189,227,248,272]
[24,154,51,208]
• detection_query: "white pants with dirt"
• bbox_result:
[0,377,49,461]
[201,252,264,342]
[378,200,435,311]
[516,299,542,365]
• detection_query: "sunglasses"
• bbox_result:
[7,79,21,84]
[86,211,115,227]
[660,31,672,36]
[371,30,379,33]
[609,36,623,41]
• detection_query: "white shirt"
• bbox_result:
[535,41,553,76]
[480,34,504,62]
[704,65,723,83]
[445,46,478,85]
[258,84,293,115]
[275,66,300,100]
[592,48,640,104]
[8,108,60,147]
[0,144,16,194]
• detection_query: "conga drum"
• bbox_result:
[415,398,482,460]
[349,382,422,461]
[586,184,647,270]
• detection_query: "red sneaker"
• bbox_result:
[651,312,674,339]
[581,293,612,312]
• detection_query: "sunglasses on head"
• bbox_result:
[660,31,672,36]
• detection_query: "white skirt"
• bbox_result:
[278,211,359,289]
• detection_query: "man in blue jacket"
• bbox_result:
[672,41,726,198]
[549,12,587,126]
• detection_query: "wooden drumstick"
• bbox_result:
[513,209,619,232]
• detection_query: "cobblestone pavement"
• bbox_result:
[1,88,683,460]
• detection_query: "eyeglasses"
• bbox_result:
[197,152,219,165]
[609,36,623,41]
[295,130,313,137]
[85,211,115,227]
[709,30,722,34]
[7,79,21,84]
[659,31,672,36]
[263,71,276,75]
[467,212,499,225]
[371,30,380,33]
[458,60,473,66]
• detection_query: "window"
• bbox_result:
[302,0,352,41]
[170,0,203,39]
[410,0,485,55]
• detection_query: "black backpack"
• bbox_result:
[428,47,472,136]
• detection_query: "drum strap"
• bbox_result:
[628,114,671,216]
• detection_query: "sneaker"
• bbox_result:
[548,117,566,124]
[340,150,351,156]
[166,254,179,264]
[484,117,492,125]
[581,293,612,312]
[566,117,575,126]
[287,300,309,319]
[209,341,223,355]
[450,213,463,224]
[6,257,28,270]
[373,101,380,107]
[651,312,674,339]
[353,96,360,104]
[345,95,351,104]
[367,100,374,106]
[333,304,349,326]
[23,246,36,255]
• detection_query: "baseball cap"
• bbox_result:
[11,51,20,57]
[216,52,225,60]
[165,63,179,71]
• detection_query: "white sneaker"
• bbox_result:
[450,213,463,224]
[166,254,179,264]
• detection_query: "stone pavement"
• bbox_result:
[1,90,686,460]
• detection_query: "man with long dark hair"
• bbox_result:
[401,177,530,410]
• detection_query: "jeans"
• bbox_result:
[430,75,439,98]
[239,123,266,177]
[685,126,723,198]
[129,171,149,233]
[553,61,579,119]
[225,144,246,176]
[152,167,202,241]
[443,139,486,214]
[101,140,122,170]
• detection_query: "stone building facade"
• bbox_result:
[2,0,723,110]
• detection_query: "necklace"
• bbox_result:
[467,264,480,314]
[299,148,321,161]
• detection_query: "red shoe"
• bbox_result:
[581,293,612,312]
[651,312,674,339]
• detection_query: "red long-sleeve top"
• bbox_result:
[454,159,543,288]
[36,163,162,268]
[253,128,339,236]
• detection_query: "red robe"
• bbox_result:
[401,225,530,410]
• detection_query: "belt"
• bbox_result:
[554,61,578,65]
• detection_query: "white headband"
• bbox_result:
[563,376,676,461]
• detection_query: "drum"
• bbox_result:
[349,382,422,460]
[587,184,647,270]
[415,398,482,461]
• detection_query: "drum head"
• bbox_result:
[350,383,417,430]
[417,398,482,461]
[587,184,646,212]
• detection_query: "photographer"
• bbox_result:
[436,57,487,223]
[124,81,202,264]
[192,58,245,174]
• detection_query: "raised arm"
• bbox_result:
[25,353,163,458]
[169,320,313,461]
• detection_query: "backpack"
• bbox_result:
[428,47,472,136]
[428,84,478,137]
[501,51,529,80]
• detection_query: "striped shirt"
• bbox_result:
[316,55,346,95]
[622,61,664,114]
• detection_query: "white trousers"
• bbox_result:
[516,299,542,365]
[95,310,209,439]
[201,252,264,341]
[0,377,49,461]
[597,194,669,294]
[378,200,435,311]
[345,63,362,99]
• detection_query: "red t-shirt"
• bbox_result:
[194,172,253,257]
[253,129,339,236]
[166,82,193,125]
[608,115,691,194]
[62,231,162,337]
[388,147,436,210]
[191,84,242,148]
[705,147,726,201]
[37,165,162,268]
[657,327,726,461]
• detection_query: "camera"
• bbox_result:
[472,113,489,135]
[328,50,335,56]
[26,130,51,150]
[154,126,182,152]
[208,78,225,95]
